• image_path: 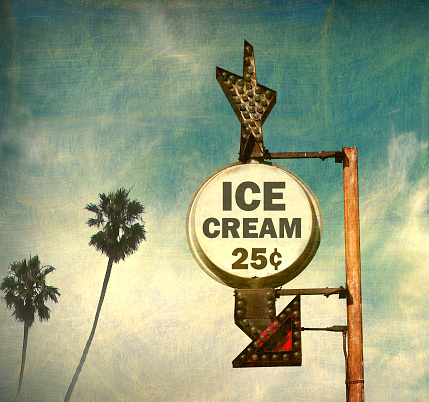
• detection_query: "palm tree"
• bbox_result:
[1,255,60,402]
[64,187,146,401]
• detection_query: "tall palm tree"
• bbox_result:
[1,255,60,402]
[64,187,146,401]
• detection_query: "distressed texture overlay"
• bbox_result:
[0,0,428,401]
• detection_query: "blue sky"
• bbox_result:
[1,0,428,400]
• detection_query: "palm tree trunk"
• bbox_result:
[64,257,114,401]
[15,321,29,402]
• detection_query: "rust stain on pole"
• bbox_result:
[343,147,364,401]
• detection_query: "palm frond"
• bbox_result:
[40,265,55,278]
[86,217,103,228]
[3,291,19,309]
[1,275,17,291]
[46,286,60,302]
[125,201,145,223]
[85,203,100,214]
[37,305,51,322]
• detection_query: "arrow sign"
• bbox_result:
[233,295,302,368]
[216,40,277,161]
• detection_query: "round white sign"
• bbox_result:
[186,161,322,288]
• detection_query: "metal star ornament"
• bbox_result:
[216,40,276,162]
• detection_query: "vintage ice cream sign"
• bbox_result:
[186,40,363,394]
[187,161,322,289]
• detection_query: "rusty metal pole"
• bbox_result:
[342,147,364,401]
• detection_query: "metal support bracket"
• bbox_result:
[265,150,344,163]
[301,325,347,333]
[276,286,347,299]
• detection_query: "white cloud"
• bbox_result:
[360,131,429,400]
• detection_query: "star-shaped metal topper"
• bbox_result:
[216,40,276,162]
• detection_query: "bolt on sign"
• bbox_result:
[187,162,322,289]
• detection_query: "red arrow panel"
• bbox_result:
[233,295,301,368]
